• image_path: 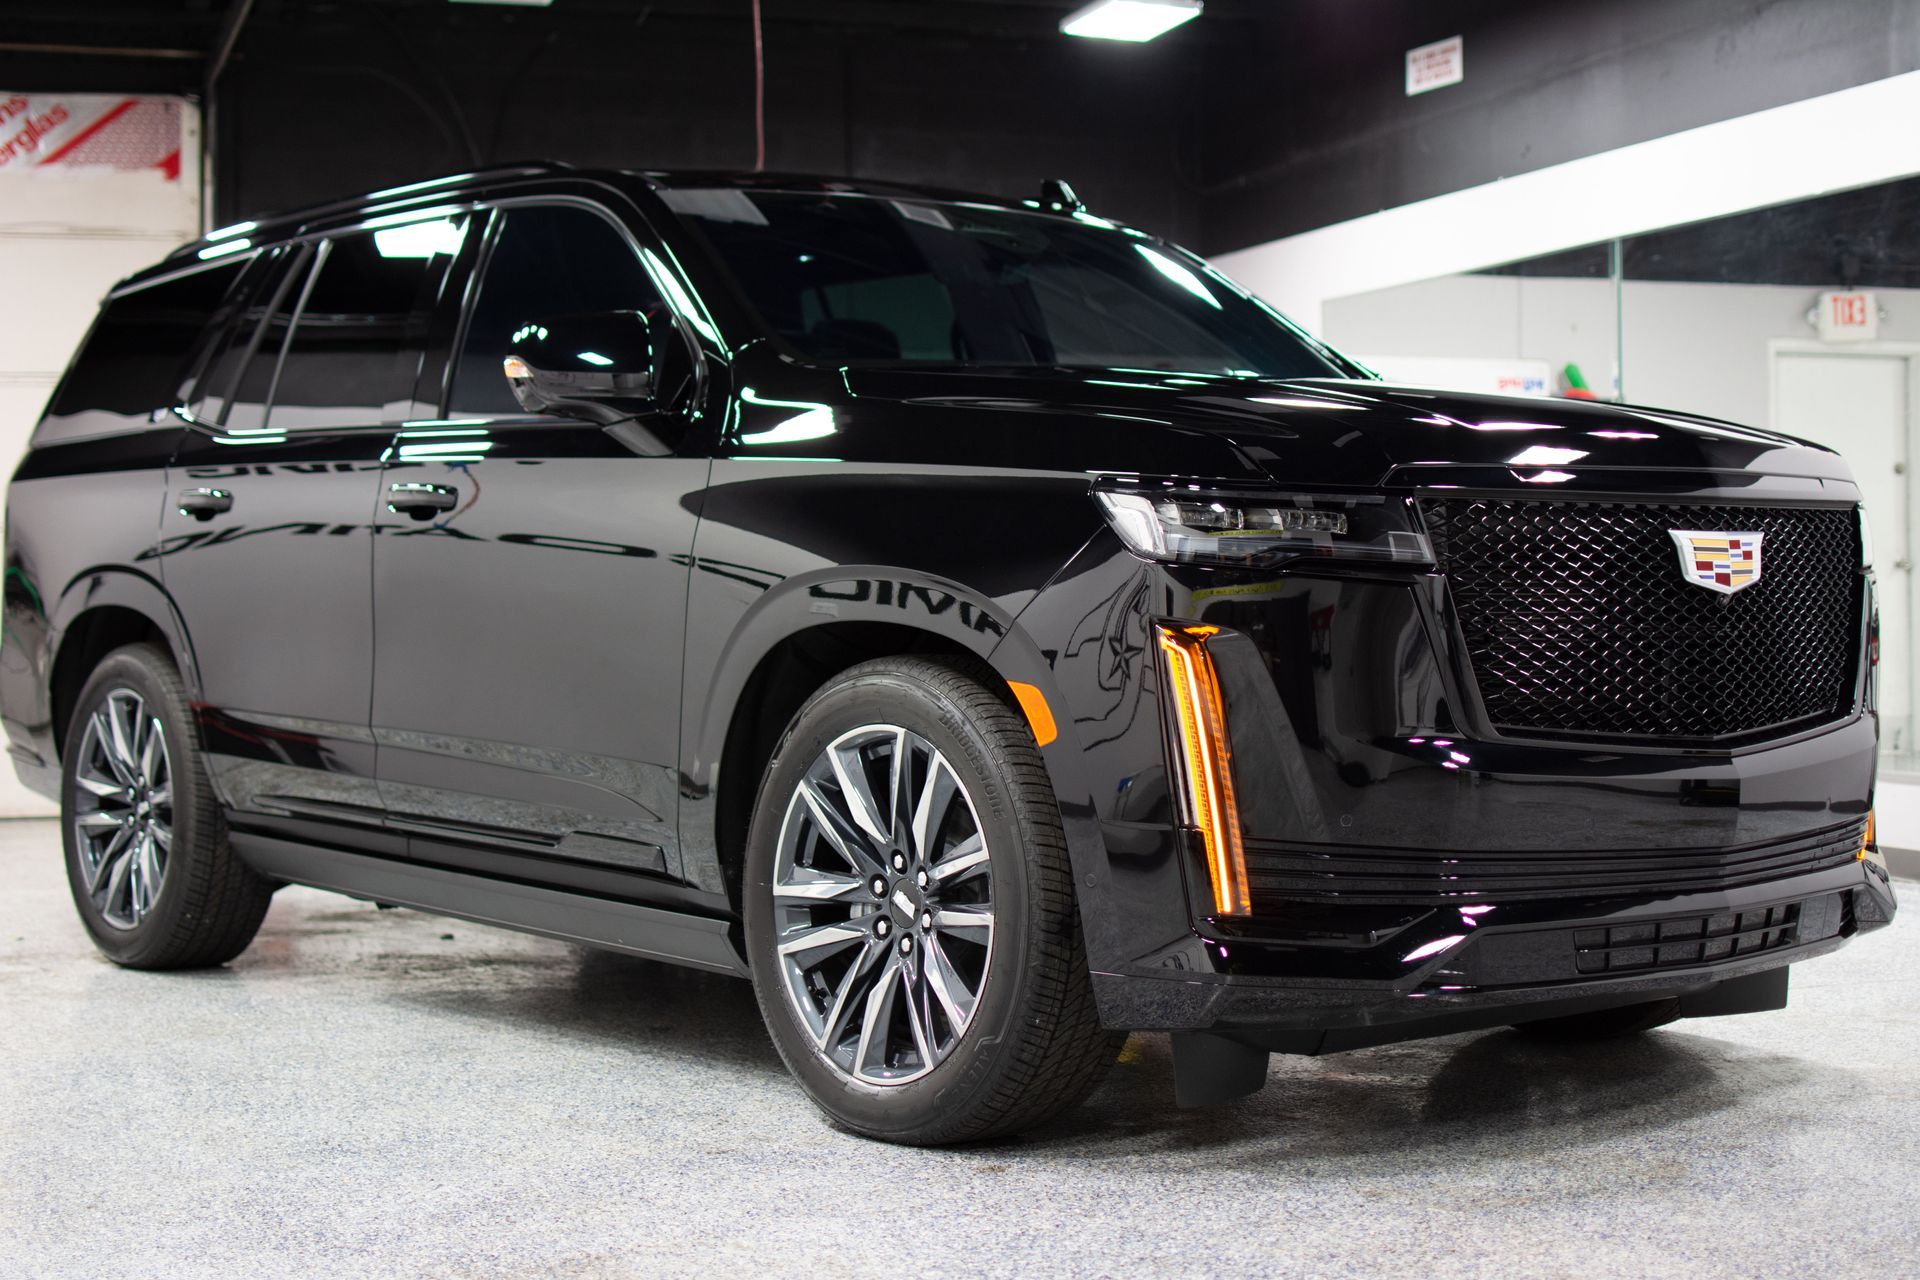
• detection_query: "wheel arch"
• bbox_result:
[49,570,199,759]
[709,620,989,913]
[694,565,1074,914]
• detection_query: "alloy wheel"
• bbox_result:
[771,723,995,1086]
[71,688,174,930]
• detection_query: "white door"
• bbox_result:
[1773,351,1912,760]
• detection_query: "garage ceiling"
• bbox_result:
[2,0,1280,67]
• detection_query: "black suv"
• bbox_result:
[7,165,1895,1144]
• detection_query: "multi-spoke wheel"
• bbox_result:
[772,724,995,1085]
[745,656,1122,1145]
[70,689,174,930]
[60,643,273,969]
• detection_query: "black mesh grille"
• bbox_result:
[1421,498,1861,739]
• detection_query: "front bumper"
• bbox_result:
[1000,525,1894,1042]
[1090,862,1894,1050]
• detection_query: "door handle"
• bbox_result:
[177,488,233,521]
[387,482,458,520]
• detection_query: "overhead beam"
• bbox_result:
[206,0,257,89]
[0,40,202,60]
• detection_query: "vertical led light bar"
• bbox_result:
[1156,622,1250,916]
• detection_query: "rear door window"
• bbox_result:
[188,245,309,430]
[34,258,246,445]
[263,218,467,431]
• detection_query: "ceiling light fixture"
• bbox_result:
[1061,0,1202,43]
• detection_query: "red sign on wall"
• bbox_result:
[0,94,183,179]
[1816,291,1879,343]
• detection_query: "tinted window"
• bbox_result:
[448,205,664,418]
[188,246,303,430]
[216,249,311,432]
[667,190,1346,378]
[34,259,245,445]
[261,218,466,430]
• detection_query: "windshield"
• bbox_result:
[662,189,1348,378]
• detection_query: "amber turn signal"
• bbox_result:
[1007,680,1059,747]
[1156,622,1250,916]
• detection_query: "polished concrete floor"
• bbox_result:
[2,819,1916,1279]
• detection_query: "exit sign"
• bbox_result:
[1817,291,1879,342]
[1406,35,1464,96]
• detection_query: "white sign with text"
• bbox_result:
[1815,291,1880,342]
[1406,36,1464,96]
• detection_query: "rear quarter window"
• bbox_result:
[32,258,246,447]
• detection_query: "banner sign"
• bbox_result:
[0,94,184,179]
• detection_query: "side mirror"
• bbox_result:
[502,310,657,425]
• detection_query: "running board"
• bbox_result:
[232,834,748,977]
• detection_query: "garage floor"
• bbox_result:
[1,820,1915,1279]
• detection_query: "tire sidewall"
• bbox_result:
[60,647,212,966]
[743,666,1046,1140]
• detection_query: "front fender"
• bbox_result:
[688,563,1020,784]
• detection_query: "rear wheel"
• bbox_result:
[61,643,272,969]
[1511,997,1682,1041]
[743,656,1120,1145]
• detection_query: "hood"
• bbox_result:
[812,368,1854,493]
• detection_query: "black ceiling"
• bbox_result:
[4,0,1905,265]
[0,0,1277,236]
[0,0,1278,65]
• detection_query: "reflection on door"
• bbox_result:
[1773,350,1913,765]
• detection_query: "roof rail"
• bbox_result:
[169,161,575,260]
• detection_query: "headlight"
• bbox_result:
[1094,482,1433,568]
[1859,504,1874,569]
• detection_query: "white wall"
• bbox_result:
[1327,274,1620,400]
[0,124,201,816]
[1215,71,1920,336]
[1626,282,1920,426]
[1327,273,1920,429]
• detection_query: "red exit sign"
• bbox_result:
[1817,291,1879,342]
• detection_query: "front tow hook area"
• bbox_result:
[1171,1031,1271,1107]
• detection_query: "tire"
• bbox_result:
[743,655,1121,1145]
[60,642,273,969]
[1511,997,1683,1042]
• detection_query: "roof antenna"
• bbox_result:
[1039,178,1083,214]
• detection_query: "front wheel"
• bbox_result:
[743,656,1120,1145]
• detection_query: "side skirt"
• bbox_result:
[231,833,749,977]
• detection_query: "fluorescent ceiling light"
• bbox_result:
[1061,0,1202,43]
[449,1,553,8]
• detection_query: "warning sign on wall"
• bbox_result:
[1405,36,1464,96]
[0,94,184,179]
